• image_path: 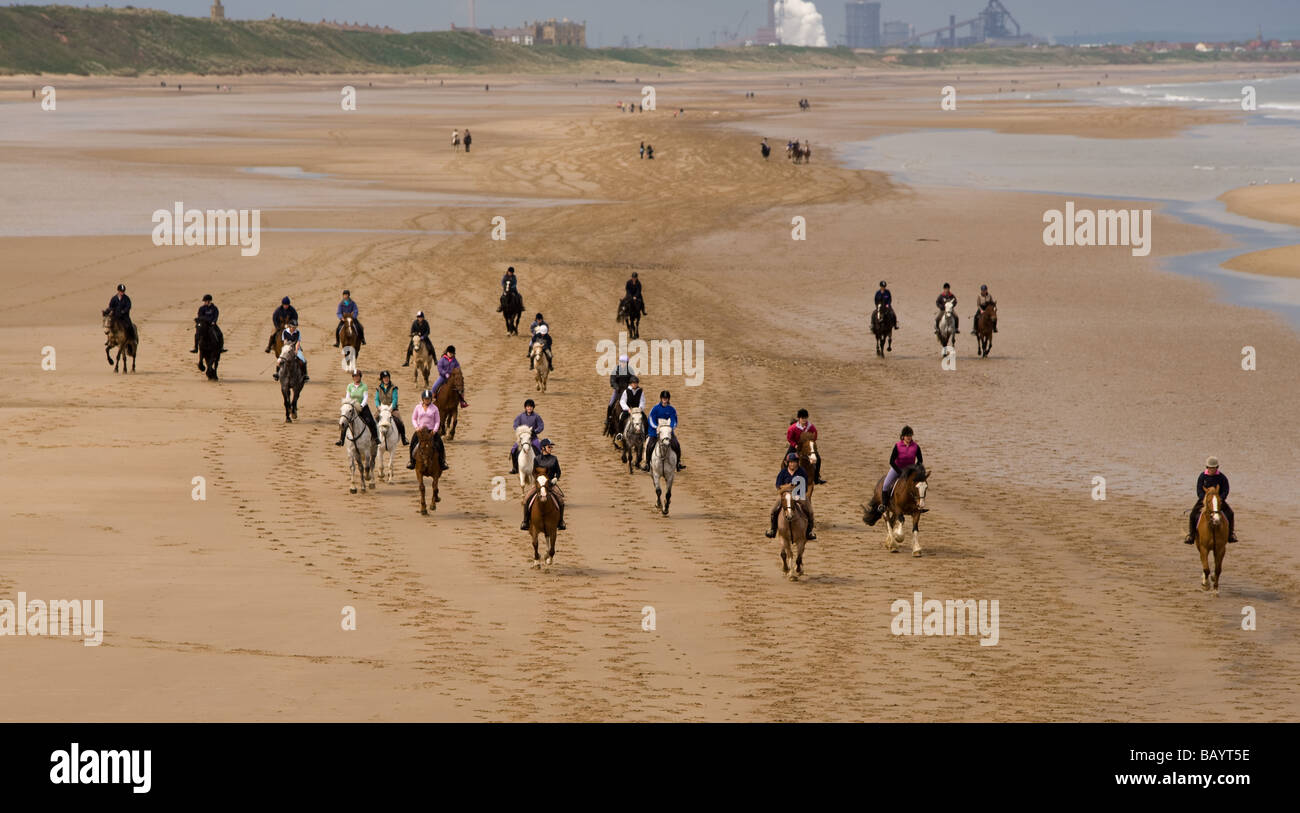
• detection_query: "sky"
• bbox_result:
[32,1,1300,48]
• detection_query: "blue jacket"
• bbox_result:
[108,293,132,316]
[776,466,809,488]
[874,289,892,307]
[337,299,358,319]
[502,274,518,292]
[197,303,219,322]
[649,403,677,429]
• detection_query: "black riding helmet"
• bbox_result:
[202,294,213,302]
[879,281,887,287]
[117,284,126,292]
[445,345,456,354]
[660,390,671,400]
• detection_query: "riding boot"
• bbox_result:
[814,457,827,485]
[407,438,417,469]
[557,503,567,531]
[272,361,281,381]
[403,345,413,366]
[765,506,778,538]
[396,419,407,446]
[547,350,553,371]
[336,426,346,447]
[302,361,309,382]
[1228,512,1238,543]
[674,440,685,471]
[334,322,341,347]
[1185,510,1198,544]
[439,438,449,470]
[509,447,519,475]
[521,501,531,530]
[358,323,366,345]
[190,335,199,353]
[806,513,816,541]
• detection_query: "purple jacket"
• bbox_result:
[437,355,460,378]
[513,411,544,438]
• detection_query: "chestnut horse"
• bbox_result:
[413,428,442,515]
[526,470,561,568]
[975,303,997,358]
[339,315,361,373]
[864,463,929,557]
[777,484,810,582]
[797,433,819,508]
[434,367,463,440]
[1196,485,1229,595]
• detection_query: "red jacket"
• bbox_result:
[787,422,817,448]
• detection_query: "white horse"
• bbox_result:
[452,129,461,152]
[649,419,677,516]
[340,399,376,493]
[375,403,401,484]
[619,407,647,474]
[530,340,549,392]
[514,425,536,493]
[937,299,957,354]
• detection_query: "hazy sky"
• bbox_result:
[39,1,1300,47]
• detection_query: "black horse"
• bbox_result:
[195,318,223,380]
[871,305,896,357]
[617,294,642,340]
[280,355,305,422]
[501,289,523,335]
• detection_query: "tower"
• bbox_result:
[211,0,225,21]
[469,0,476,30]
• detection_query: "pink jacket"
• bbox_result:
[411,403,441,433]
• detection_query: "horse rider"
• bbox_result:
[374,370,408,446]
[271,319,309,382]
[528,311,548,336]
[107,283,134,335]
[788,408,827,484]
[626,272,647,316]
[402,310,435,367]
[866,425,924,524]
[643,390,685,472]
[520,438,566,531]
[265,296,298,353]
[498,266,519,312]
[431,345,469,408]
[406,389,448,471]
[528,324,554,371]
[875,280,899,329]
[764,452,817,542]
[971,284,998,334]
[509,399,544,474]
[934,283,958,336]
[190,294,220,353]
[337,370,380,450]
[1184,456,1238,545]
[333,289,366,348]
[609,354,633,408]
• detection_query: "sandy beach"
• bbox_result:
[2,65,1298,721]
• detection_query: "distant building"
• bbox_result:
[319,19,400,34]
[210,0,224,21]
[493,26,535,46]
[754,0,779,45]
[882,20,913,46]
[845,2,880,49]
[532,18,586,47]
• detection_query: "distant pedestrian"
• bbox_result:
[640,141,645,159]
[463,129,472,152]
[646,144,654,160]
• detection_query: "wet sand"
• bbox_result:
[2,67,1299,721]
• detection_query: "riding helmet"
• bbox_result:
[524,399,535,408]
[342,289,350,297]
[660,390,671,400]
[508,266,515,273]
[535,313,543,320]
[980,284,988,291]
[540,439,555,449]
[445,345,455,354]
[352,370,362,378]
[797,408,809,419]
[942,283,950,289]
[379,370,390,379]
[117,284,126,292]
[421,389,433,400]
[629,375,640,383]
[1206,456,1220,469]
[202,294,213,301]
[900,425,914,438]
[879,281,887,287]
[786,452,799,462]
[416,310,424,317]
[282,296,291,304]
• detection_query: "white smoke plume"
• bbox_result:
[775,0,828,47]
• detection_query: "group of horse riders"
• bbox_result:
[872,280,999,336]
[763,409,828,542]
[607,357,684,472]
[506,399,566,531]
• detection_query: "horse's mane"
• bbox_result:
[900,463,927,481]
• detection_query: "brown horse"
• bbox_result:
[339,315,361,373]
[1196,485,1229,595]
[975,303,997,358]
[101,309,137,373]
[434,367,463,440]
[797,433,819,508]
[526,469,561,568]
[871,304,895,356]
[413,428,442,516]
[864,463,929,557]
[777,484,810,582]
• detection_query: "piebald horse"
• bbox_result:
[339,399,376,494]
[339,315,361,373]
[530,340,549,392]
[865,463,930,557]
[649,420,677,516]
[777,484,810,582]
[514,425,536,493]
[376,403,401,484]
[527,470,561,568]
[1196,485,1229,595]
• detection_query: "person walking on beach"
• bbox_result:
[463,129,472,152]
[640,141,645,159]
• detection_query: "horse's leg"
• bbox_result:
[531,527,541,568]
[780,535,790,574]
[663,478,672,515]
[105,344,114,366]
[911,512,923,557]
[418,474,427,515]
[1198,537,1210,589]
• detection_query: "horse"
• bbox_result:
[278,349,305,422]
[339,315,361,373]
[777,484,810,582]
[871,304,895,356]
[617,294,642,340]
[530,340,549,392]
[937,300,957,353]
[452,130,462,152]
[501,289,523,335]
[603,399,624,443]
[375,403,401,484]
[514,425,536,493]
[412,334,433,387]
[413,427,442,515]
[434,367,463,441]
[194,318,223,380]
[1196,485,1229,595]
[339,399,376,494]
[618,407,647,474]
[101,309,137,373]
[266,322,285,358]
[526,470,561,568]
[787,141,810,164]
[649,419,677,515]
[975,303,997,358]
[797,434,819,509]
[864,464,930,557]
